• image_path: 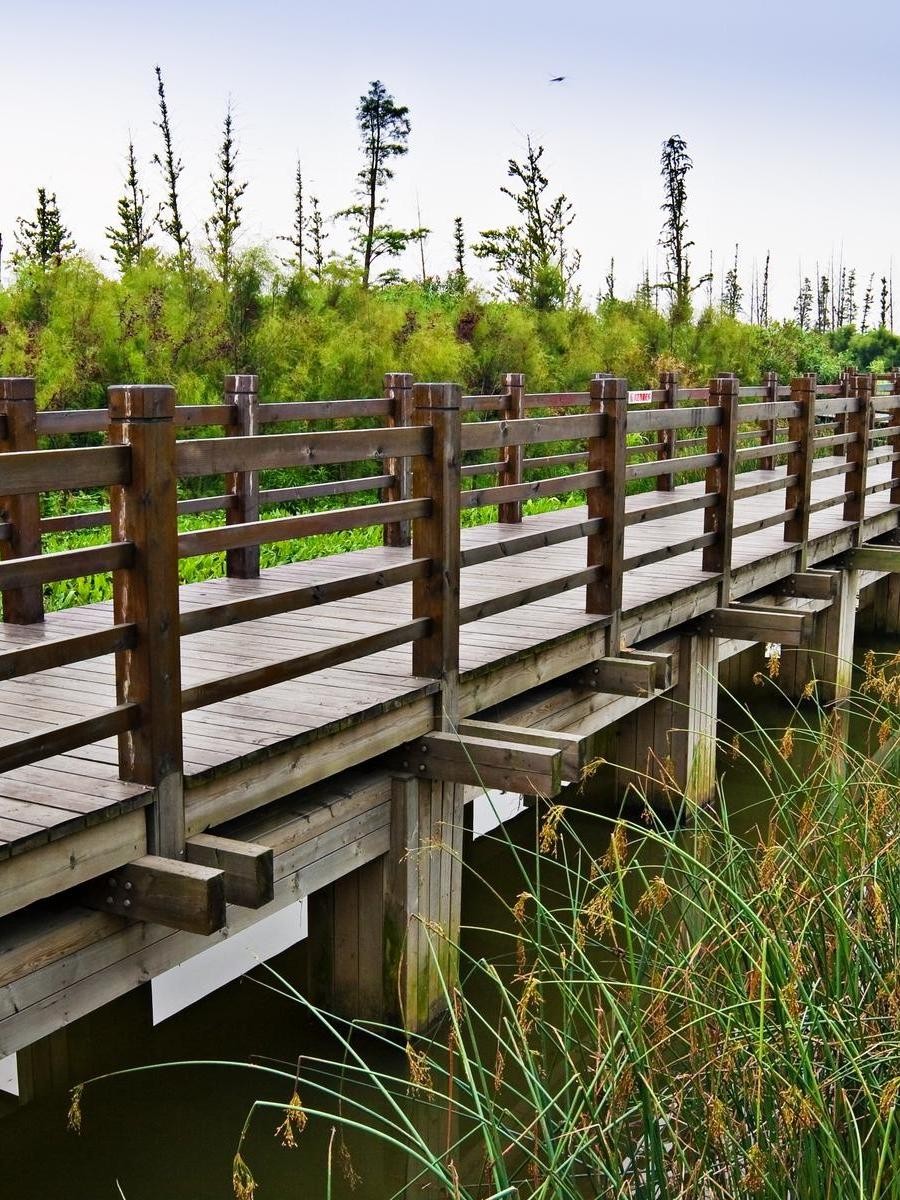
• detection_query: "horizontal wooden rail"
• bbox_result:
[522,451,586,471]
[738,400,801,422]
[256,398,391,423]
[460,470,602,510]
[181,618,430,710]
[0,703,140,774]
[623,531,717,571]
[624,492,718,527]
[459,566,601,624]
[258,474,394,505]
[732,509,794,538]
[175,426,431,477]
[180,559,431,637]
[461,412,605,453]
[523,392,589,408]
[0,541,134,589]
[177,498,430,558]
[460,516,603,568]
[735,442,798,463]
[0,623,136,682]
[733,474,797,500]
[626,406,722,434]
[626,452,719,481]
[1,445,131,496]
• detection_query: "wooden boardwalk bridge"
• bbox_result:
[1,368,900,1083]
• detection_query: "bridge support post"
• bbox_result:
[785,374,816,570]
[703,376,739,605]
[669,632,719,809]
[657,370,678,491]
[383,372,414,546]
[844,372,874,545]
[225,373,260,579]
[109,385,185,860]
[0,378,44,624]
[587,375,626,653]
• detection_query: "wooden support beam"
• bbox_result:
[109,385,185,859]
[587,375,626,652]
[499,372,525,523]
[619,647,677,691]
[669,633,718,808]
[780,570,839,600]
[185,833,274,909]
[843,372,873,541]
[760,370,779,462]
[82,855,226,935]
[396,732,563,797]
[702,375,739,603]
[581,655,658,696]
[224,374,260,579]
[0,378,44,624]
[784,374,816,567]
[840,545,900,571]
[458,718,595,781]
[383,372,414,546]
[700,605,812,646]
[656,370,678,492]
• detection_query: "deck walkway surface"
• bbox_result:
[0,457,896,863]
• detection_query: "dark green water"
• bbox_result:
[0,645,890,1199]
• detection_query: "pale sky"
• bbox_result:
[1,0,897,317]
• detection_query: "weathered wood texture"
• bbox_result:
[224,374,260,579]
[0,379,43,625]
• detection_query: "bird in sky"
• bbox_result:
[549,75,566,83]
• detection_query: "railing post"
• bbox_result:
[383,372,414,547]
[411,382,462,729]
[843,371,874,544]
[657,370,678,492]
[784,373,816,569]
[587,375,626,655]
[0,378,43,624]
[890,370,900,508]
[109,385,185,860]
[703,375,739,605]
[224,373,260,579]
[761,370,779,467]
[499,372,525,522]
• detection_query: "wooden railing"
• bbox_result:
[1,368,899,856]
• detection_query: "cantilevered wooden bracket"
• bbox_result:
[780,570,839,600]
[186,834,274,909]
[458,718,599,782]
[395,732,563,797]
[618,647,677,691]
[839,545,900,571]
[579,655,658,696]
[699,606,812,646]
[82,855,227,935]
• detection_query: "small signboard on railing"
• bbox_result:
[627,390,653,406]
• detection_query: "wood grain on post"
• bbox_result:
[109,384,185,859]
[843,372,874,541]
[657,370,678,492]
[890,370,900,507]
[784,374,816,568]
[499,372,525,522]
[587,375,626,654]
[411,382,461,730]
[761,370,778,464]
[383,372,414,546]
[224,374,260,579]
[0,378,44,624]
[702,375,739,604]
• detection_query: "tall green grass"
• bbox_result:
[69,657,900,1198]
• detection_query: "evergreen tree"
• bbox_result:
[603,257,615,303]
[453,216,466,282]
[657,134,710,322]
[106,139,154,271]
[861,274,875,333]
[473,137,581,309]
[844,268,857,327]
[308,196,327,280]
[816,274,830,331]
[760,252,770,326]
[280,160,305,271]
[345,80,413,287]
[635,266,653,308]
[721,244,742,317]
[206,101,247,287]
[795,276,813,330]
[880,276,889,328]
[152,65,190,264]
[13,187,75,267]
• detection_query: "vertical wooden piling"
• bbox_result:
[657,370,678,492]
[784,374,816,569]
[669,633,718,808]
[844,371,874,543]
[498,372,525,523]
[224,374,260,579]
[383,372,414,546]
[109,385,185,859]
[587,375,626,654]
[702,375,739,605]
[0,378,43,624]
